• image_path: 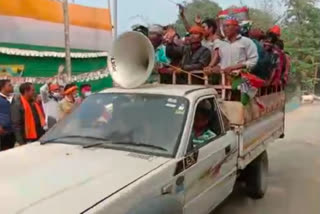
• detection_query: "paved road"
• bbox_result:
[214,103,320,214]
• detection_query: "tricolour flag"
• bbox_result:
[0,0,113,51]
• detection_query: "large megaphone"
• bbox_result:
[108,31,155,88]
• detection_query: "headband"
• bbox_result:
[64,86,77,95]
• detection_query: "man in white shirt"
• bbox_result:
[40,82,62,129]
[210,16,258,75]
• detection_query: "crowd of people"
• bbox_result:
[0,79,92,151]
[0,8,291,151]
[134,7,290,99]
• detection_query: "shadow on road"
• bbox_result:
[212,184,252,214]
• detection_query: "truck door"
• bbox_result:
[182,97,238,214]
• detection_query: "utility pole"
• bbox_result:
[63,0,72,81]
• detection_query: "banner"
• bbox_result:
[0,70,109,85]
[0,65,24,77]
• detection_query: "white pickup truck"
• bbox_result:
[0,84,285,214]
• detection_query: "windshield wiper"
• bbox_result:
[83,141,112,148]
[42,136,168,152]
[111,142,168,152]
[40,135,110,145]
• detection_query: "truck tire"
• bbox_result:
[244,151,268,199]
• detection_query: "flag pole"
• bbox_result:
[63,0,72,81]
[112,0,118,39]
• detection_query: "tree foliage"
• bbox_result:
[249,8,274,30]
[281,0,320,91]
[174,0,275,34]
[174,0,221,35]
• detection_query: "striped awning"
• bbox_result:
[0,47,108,58]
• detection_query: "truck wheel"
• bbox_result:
[244,151,268,199]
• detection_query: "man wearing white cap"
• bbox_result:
[147,24,171,83]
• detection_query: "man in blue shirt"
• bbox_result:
[147,24,171,83]
[0,79,15,151]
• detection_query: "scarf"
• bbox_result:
[20,96,45,140]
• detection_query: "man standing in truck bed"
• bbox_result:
[215,16,258,75]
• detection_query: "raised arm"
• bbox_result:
[40,83,50,104]
[179,5,191,32]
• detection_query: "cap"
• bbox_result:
[189,25,205,35]
[269,25,281,36]
[64,86,77,95]
[149,24,164,35]
[224,15,239,26]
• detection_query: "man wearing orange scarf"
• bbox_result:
[11,82,45,145]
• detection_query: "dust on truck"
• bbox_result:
[0,32,285,214]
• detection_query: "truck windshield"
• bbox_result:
[40,93,189,157]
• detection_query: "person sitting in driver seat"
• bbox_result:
[192,100,216,146]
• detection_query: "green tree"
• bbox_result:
[174,0,222,35]
[281,0,320,92]
[173,0,275,34]
[249,8,274,30]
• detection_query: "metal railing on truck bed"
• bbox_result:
[162,70,286,125]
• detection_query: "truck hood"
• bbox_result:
[0,143,170,214]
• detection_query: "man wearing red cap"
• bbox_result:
[269,25,281,38]
[40,81,62,129]
[58,83,78,120]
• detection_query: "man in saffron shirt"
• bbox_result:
[11,82,45,145]
[58,83,78,120]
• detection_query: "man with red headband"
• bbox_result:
[58,83,78,120]
[204,16,260,105]
[166,25,211,75]
[216,16,258,74]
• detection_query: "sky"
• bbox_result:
[72,0,277,33]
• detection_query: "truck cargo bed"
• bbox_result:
[220,91,285,126]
